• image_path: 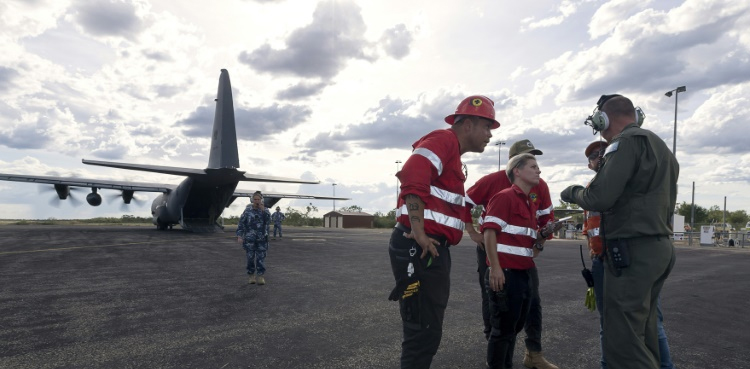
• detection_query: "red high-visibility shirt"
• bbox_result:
[480,185,538,270]
[396,129,471,245]
[466,171,554,237]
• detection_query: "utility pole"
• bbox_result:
[495,141,506,171]
[395,160,402,201]
[664,86,687,157]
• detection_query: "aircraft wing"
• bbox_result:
[239,173,320,184]
[232,190,350,201]
[0,173,174,193]
[83,159,320,184]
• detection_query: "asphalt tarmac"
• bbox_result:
[0,225,748,369]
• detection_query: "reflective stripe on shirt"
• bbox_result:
[484,216,538,239]
[496,243,534,258]
[537,204,553,217]
[413,148,443,176]
[431,186,465,206]
[397,204,465,231]
[587,228,600,237]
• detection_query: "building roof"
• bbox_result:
[323,211,373,217]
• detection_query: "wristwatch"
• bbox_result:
[534,242,544,251]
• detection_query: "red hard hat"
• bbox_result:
[585,141,608,158]
[444,95,500,129]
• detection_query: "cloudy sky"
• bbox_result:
[1,0,749,222]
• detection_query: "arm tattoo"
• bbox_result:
[410,216,421,223]
[408,203,419,211]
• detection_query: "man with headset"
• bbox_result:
[561,95,678,369]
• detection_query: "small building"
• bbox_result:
[323,211,374,229]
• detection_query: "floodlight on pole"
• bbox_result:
[495,140,506,171]
[664,86,686,157]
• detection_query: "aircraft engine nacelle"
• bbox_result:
[121,190,135,204]
[86,192,102,206]
[54,184,70,199]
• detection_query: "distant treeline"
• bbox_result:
[2,207,401,228]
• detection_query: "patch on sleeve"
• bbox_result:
[604,141,619,156]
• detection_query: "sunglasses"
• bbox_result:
[587,151,602,161]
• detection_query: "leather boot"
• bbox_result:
[523,350,559,369]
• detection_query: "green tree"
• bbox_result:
[556,199,579,210]
[728,210,749,228]
[676,201,708,224]
[339,205,363,212]
[373,209,397,228]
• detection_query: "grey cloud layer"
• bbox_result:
[238,0,374,79]
[72,0,144,38]
[297,91,518,156]
[238,0,413,100]
[179,101,311,141]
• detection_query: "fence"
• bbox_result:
[675,231,749,248]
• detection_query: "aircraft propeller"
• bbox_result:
[38,184,82,207]
[107,190,147,211]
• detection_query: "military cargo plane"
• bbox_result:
[0,69,348,232]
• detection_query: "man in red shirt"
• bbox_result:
[389,95,500,369]
[481,153,543,369]
[466,139,558,369]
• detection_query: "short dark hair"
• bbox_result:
[602,96,635,120]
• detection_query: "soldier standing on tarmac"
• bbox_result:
[271,206,285,239]
[562,95,678,369]
[388,95,500,369]
[465,139,560,369]
[237,191,271,285]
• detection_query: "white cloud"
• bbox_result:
[1,0,750,220]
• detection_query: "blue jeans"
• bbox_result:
[243,239,269,275]
[592,257,674,369]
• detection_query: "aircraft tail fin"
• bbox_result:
[207,69,240,170]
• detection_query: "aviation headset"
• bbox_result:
[585,94,645,134]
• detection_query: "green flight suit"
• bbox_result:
[562,123,679,369]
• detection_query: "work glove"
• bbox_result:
[561,185,584,204]
[585,287,596,312]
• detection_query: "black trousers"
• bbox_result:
[477,247,542,350]
[485,268,532,369]
[389,228,451,369]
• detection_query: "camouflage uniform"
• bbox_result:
[236,205,271,276]
[271,210,286,238]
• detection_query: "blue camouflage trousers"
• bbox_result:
[273,224,282,237]
[243,239,269,276]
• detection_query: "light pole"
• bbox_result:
[395,160,402,200]
[664,86,686,157]
[332,183,337,211]
[495,141,506,170]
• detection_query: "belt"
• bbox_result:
[502,268,530,273]
[608,235,666,243]
[394,222,450,247]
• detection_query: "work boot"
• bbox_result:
[523,350,559,369]
[248,275,256,284]
[257,276,266,285]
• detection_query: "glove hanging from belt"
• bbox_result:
[580,244,596,312]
